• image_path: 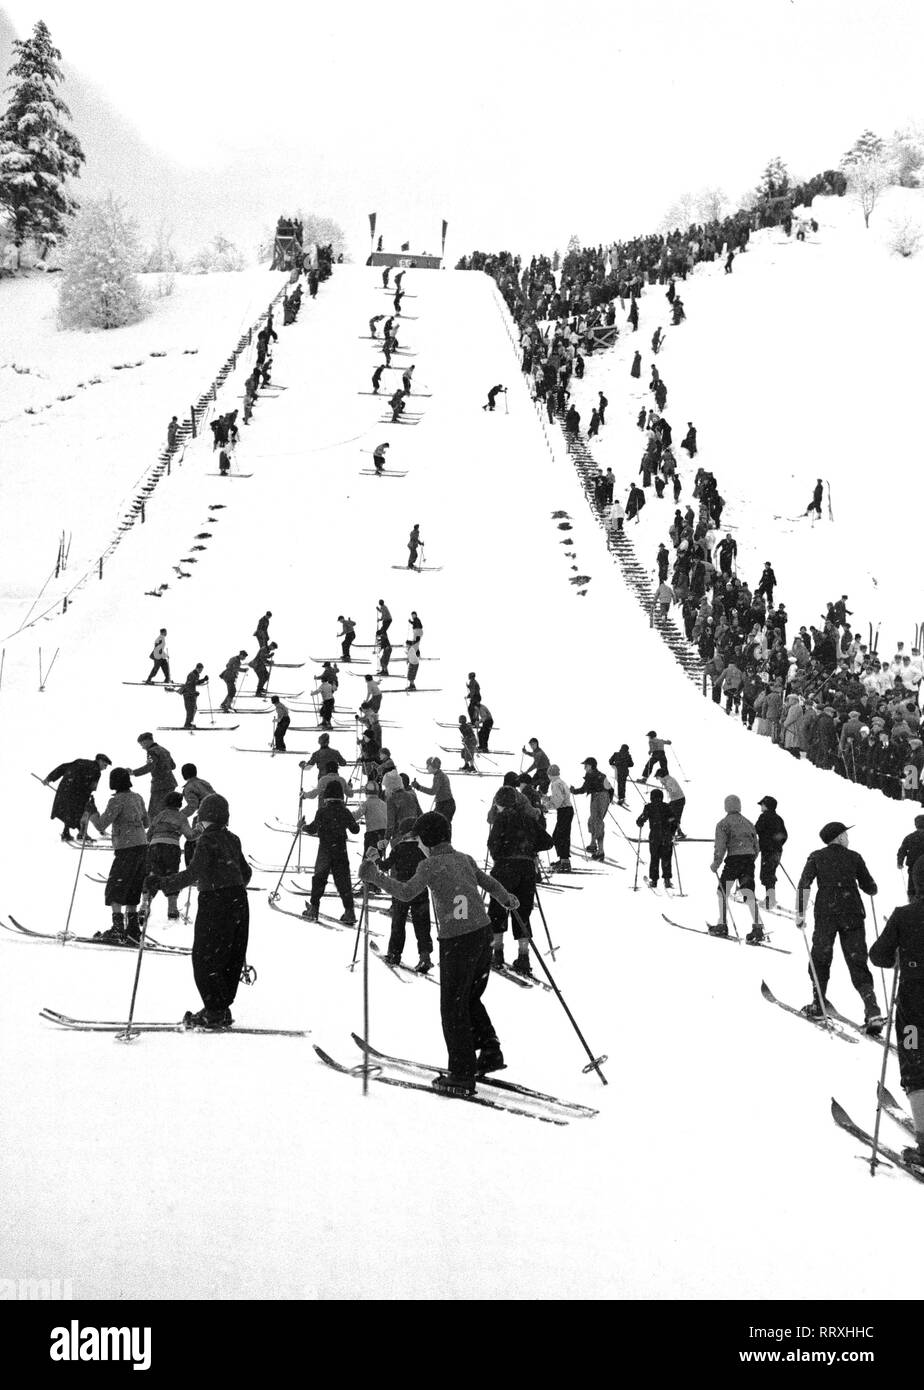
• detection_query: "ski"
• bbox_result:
[414,766,503,778]
[235,691,304,700]
[359,470,407,477]
[390,565,443,572]
[385,688,442,695]
[3,916,189,956]
[825,1002,896,1051]
[573,851,625,871]
[266,897,344,931]
[760,981,859,1042]
[233,747,314,755]
[312,1046,567,1125]
[248,857,313,873]
[156,725,239,733]
[830,1098,924,1181]
[368,941,438,983]
[492,961,551,991]
[352,1036,597,1115]
[440,746,514,756]
[63,839,111,851]
[122,681,180,689]
[39,1008,309,1038]
[207,472,253,478]
[311,656,370,666]
[269,662,305,669]
[436,720,500,730]
[661,915,791,954]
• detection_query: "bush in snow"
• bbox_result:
[188,232,245,274]
[57,196,148,330]
[845,156,892,228]
[138,220,183,273]
[888,217,924,259]
[0,20,85,266]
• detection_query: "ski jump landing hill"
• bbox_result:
[0,227,919,1300]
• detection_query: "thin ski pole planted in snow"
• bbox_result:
[207,679,214,726]
[269,826,301,902]
[869,897,889,1014]
[532,885,558,960]
[672,844,686,897]
[795,913,833,1029]
[297,763,306,871]
[870,967,900,1177]
[361,881,371,1097]
[62,828,90,941]
[116,896,152,1044]
[632,826,643,891]
[516,911,607,1086]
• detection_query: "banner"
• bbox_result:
[369,212,377,239]
[441,219,448,253]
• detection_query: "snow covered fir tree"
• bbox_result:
[5,0,924,1328]
[0,19,84,267]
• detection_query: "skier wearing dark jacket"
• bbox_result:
[608,745,634,804]
[152,793,252,1029]
[299,782,359,923]
[44,753,111,840]
[382,830,433,972]
[897,816,924,898]
[796,821,881,1024]
[636,789,674,888]
[869,861,924,1166]
[755,795,788,908]
[486,788,554,975]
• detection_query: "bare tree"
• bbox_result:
[846,156,892,228]
[696,187,727,223]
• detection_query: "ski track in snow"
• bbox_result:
[1,197,922,1300]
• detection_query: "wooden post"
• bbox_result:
[98,556,103,580]
[190,407,196,438]
[140,501,145,524]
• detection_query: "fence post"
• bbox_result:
[140,501,145,524]
[190,407,196,438]
[98,556,103,580]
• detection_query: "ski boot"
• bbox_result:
[510,954,533,978]
[476,1042,506,1076]
[707,922,729,938]
[901,1144,924,1169]
[415,953,433,974]
[557,860,572,873]
[60,828,74,842]
[617,799,628,809]
[184,1007,232,1031]
[800,999,826,1019]
[95,914,126,945]
[301,903,319,922]
[124,912,143,946]
[431,1072,476,1098]
[745,924,765,946]
[764,890,777,910]
[340,910,357,926]
[384,951,402,967]
[862,992,886,1034]
[491,945,506,970]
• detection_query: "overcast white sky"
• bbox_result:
[4,0,923,255]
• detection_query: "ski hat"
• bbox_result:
[198,793,229,826]
[95,753,112,766]
[583,757,598,768]
[723,794,742,814]
[548,764,560,776]
[502,771,518,787]
[646,730,657,738]
[757,795,777,811]
[415,811,451,848]
[650,789,664,802]
[322,782,345,801]
[819,821,850,845]
[494,786,519,809]
[109,768,132,793]
[163,792,183,810]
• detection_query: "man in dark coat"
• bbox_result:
[487,786,554,975]
[44,754,111,840]
[636,789,674,889]
[755,795,788,909]
[898,815,924,898]
[869,859,924,1165]
[797,821,882,1025]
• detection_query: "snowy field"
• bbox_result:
[1,218,923,1301]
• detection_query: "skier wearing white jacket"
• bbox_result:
[545,765,574,871]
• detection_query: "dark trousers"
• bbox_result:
[311,845,353,913]
[388,891,432,959]
[274,715,290,750]
[648,839,673,884]
[810,916,874,1001]
[183,694,198,727]
[896,984,924,1091]
[221,677,237,712]
[252,663,268,695]
[147,659,170,682]
[193,886,249,1012]
[488,860,535,937]
[553,807,574,861]
[319,698,334,726]
[759,850,781,890]
[341,635,354,660]
[642,750,668,779]
[439,926,497,1081]
[477,718,493,751]
[616,772,628,800]
[435,798,456,823]
[670,797,686,830]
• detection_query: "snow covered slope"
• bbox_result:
[0,254,920,1301]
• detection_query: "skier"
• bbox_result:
[588,407,601,439]
[145,629,171,684]
[218,448,231,477]
[409,609,423,643]
[167,416,179,448]
[376,599,392,640]
[458,715,478,771]
[382,266,390,288]
[483,385,505,412]
[654,768,686,836]
[302,733,348,781]
[640,731,671,781]
[608,745,634,806]
[474,702,493,750]
[755,795,788,909]
[148,793,252,1029]
[372,440,389,472]
[314,674,336,729]
[219,651,248,712]
[405,637,421,691]
[270,697,290,752]
[254,611,272,647]
[381,819,434,974]
[300,782,359,924]
[89,768,150,944]
[546,765,574,871]
[412,757,456,823]
[359,674,382,716]
[521,737,551,793]
[869,869,924,1165]
[598,391,608,425]
[570,757,613,861]
[487,785,554,976]
[636,789,675,889]
[357,781,388,855]
[371,365,386,396]
[797,822,882,1026]
[389,389,407,422]
[145,791,194,920]
[337,615,356,661]
[377,631,393,677]
[808,479,824,518]
[179,762,216,864]
[401,364,415,394]
[360,810,517,1094]
[709,794,763,942]
[630,351,641,379]
[44,752,111,842]
[680,423,697,458]
[466,673,481,725]
[249,641,277,698]
[898,815,924,898]
[369,314,385,338]
[132,733,178,817]
[407,524,423,569]
[651,326,662,353]
[179,663,208,729]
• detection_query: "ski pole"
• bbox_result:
[870,966,900,1177]
[361,880,372,1096]
[573,805,587,857]
[517,911,607,1086]
[269,825,301,901]
[672,842,686,897]
[632,826,643,891]
[297,763,306,870]
[713,869,741,942]
[671,747,689,781]
[182,884,193,924]
[868,897,889,1015]
[62,826,90,941]
[794,912,833,1029]
[116,894,152,1043]
[532,883,558,960]
[206,677,214,726]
